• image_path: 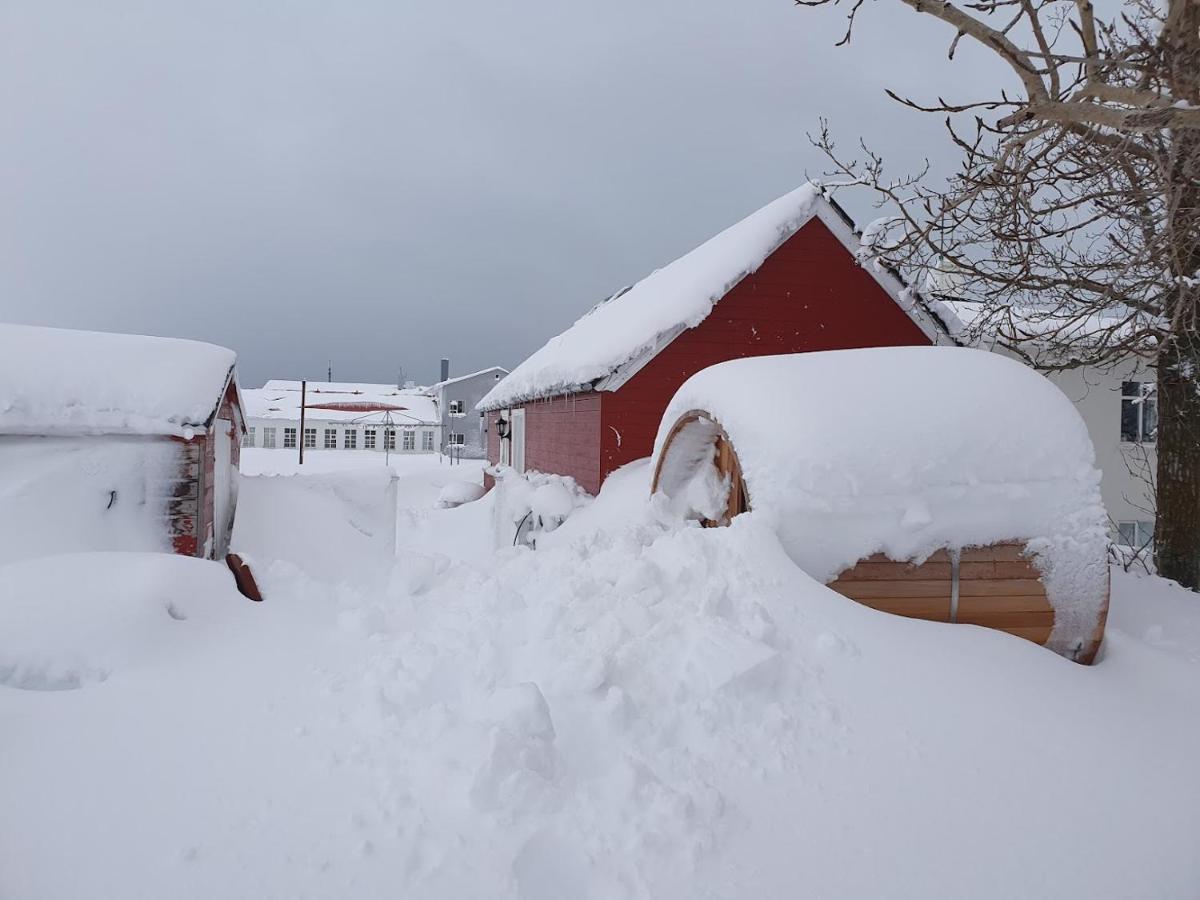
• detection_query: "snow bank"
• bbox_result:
[231,468,399,583]
[0,323,235,436]
[478,184,822,410]
[436,481,486,509]
[0,552,250,690]
[488,467,591,546]
[0,436,180,566]
[4,459,1200,898]
[653,347,1109,652]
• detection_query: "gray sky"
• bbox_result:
[0,0,1004,387]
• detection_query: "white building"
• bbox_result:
[242,381,441,455]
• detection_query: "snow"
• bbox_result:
[653,347,1109,655]
[245,381,439,425]
[478,184,823,410]
[0,323,236,436]
[437,480,487,508]
[0,552,253,691]
[0,435,180,566]
[426,366,509,393]
[3,444,1200,898]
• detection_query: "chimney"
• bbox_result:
[440,358,450,382]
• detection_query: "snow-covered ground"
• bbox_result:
[3,457,1200,898]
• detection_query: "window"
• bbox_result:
[243,427,256,448]
[402,430,415,450]
[284,427,297,449]
[449,399,465,416]
[304,428,317,449]
[262,427,277,449]
[364,428,377,450]
[344,430,357,450]
[1121,381,1157,443]
[1117,520,1155,549]
[385,429,396,450]
[421,430,434,451]
[448,432,465,446]
[324,428,337,449]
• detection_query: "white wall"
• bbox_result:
[1046,361,1156,541]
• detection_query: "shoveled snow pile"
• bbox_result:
[654,347,1109,654]
[0,323,235,436]
[478,184,822,409]
[436,480,486,508]
[3,458,1200,898]
[0,552,252,691]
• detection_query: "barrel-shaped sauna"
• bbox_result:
[650,347,1110,664]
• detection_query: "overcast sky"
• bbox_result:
[0,1,1005,387]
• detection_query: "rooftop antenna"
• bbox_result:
[327,360,332,382]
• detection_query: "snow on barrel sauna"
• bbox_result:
[650,347,1110,664]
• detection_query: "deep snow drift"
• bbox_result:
[2,457,1199,899]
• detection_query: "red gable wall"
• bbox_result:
[599,217,934,482]
[489,216,938,495]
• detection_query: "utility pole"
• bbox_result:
[299,379,307,466]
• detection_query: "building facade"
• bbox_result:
[426,363,509,458]
[242,381,441,455]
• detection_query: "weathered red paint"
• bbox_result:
[489,217,937,495]
[167,375,245,558]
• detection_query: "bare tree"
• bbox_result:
[795,0,1200,587]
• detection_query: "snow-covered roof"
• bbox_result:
[934,298,1155,360]
[0,323,237,437]
[478,183,953,411]
[426,366,509,394]
[651,347,1109,657]
[245,381,439,425]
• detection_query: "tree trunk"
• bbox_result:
[1155,337,1200,589]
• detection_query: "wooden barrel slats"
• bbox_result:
[829,543,1057,649]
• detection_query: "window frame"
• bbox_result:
[262,427,277,449]
[364,428,377,450]
[402,430,415,451]
[243,426,256,448]
[1121,381,1157,444]
[283,427,297,449]
[303,428,317,449]
[344,430,357,450]
[421,430,434,451]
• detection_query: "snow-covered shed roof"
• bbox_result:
[245,381,439,425]
[478,183,954,411]
[0,323,237,437]
[426,366,509,394]
[651,347,1109,655]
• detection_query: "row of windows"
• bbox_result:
[244,426,440,451]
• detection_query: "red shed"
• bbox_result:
[0,324,246,564]
[478,184,956,494]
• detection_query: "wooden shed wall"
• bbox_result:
[599,217,935,480]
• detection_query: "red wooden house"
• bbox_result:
[0,323,246,563]
[478,184,956,495]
